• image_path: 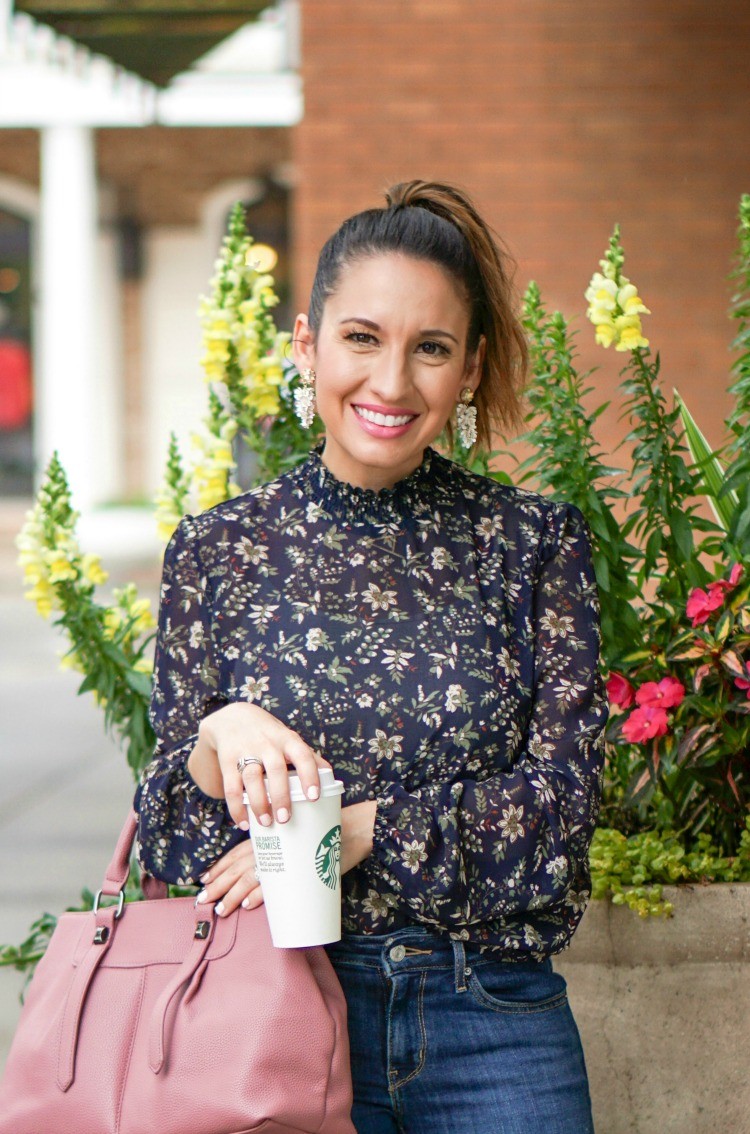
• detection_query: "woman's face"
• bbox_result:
[293,252,485,490]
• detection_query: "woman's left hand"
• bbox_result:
[198,800,378,916]
[195,839,263,917]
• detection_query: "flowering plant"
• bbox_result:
[155,203,318,542]
[501,198,750,913]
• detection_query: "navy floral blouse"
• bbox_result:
[134,442,609,960]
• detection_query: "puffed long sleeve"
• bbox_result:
[134,515,241,884]
[360,502,608,939]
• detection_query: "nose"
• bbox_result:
[368,347,414,405]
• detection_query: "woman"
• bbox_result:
[135,179,609,1134]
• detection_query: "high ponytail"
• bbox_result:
[307,178,528,450]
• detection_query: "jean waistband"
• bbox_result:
[324,925,551,988]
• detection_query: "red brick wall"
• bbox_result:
[293,1,750,470]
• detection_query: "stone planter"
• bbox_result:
[554,883,750,1134]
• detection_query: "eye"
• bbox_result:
[344,331,378,346]
[417,340,450,357]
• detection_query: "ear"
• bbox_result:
[463,333,486,394]
[292,313,317,372]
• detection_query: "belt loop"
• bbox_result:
[452,939,468,993]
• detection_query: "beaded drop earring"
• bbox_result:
[294,367,317,428]
[456,387,477,447]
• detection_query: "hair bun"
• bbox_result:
[383,180,476,242]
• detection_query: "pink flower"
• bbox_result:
[686,586,726,626]
[622,705,670,743]
[635,676,685,710]
[735,661,750,700]
[607,671,635,709]
[686,563,744,627]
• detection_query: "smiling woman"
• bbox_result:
[293,253,487,489]
[134,179,608,1134]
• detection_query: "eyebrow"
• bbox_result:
[338,316,459,345]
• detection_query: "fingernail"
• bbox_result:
[241,897,251,909]
[307,785,320,801]
[196,889,207,904]
[215,901,225,916]
[259,813,272,827]
[199,872,210,883]
[277,807,290,823]
[238,820,250,831]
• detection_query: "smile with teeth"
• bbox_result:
[353,406,417,427]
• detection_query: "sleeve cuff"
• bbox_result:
[361,787,401,882]
[168,733,232,813]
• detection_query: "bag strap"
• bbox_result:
[100,809,168,901]
[148,904,219,1074]
[57,905,118,1091]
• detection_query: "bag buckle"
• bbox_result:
[195,921,211,940]
[92,889,124,919]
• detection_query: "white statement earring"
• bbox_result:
[294,367,316,428]
[456,387,478,447]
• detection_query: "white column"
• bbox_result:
[36,124,100,510]
[0,0,10,58]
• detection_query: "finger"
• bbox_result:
[198,864,260,908]
[283,733,329,802]
[264,753,293,824]
[218,751,252,829]
[241,758,274,827]
[196,841,258,904]
[241,883,265,911]
[214,872,264,917]
[199,839,254,885]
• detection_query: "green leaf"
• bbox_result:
[674,388,738,531]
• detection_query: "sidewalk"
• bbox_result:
[0,498,161,1069]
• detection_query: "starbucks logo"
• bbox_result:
[315,825,342,890]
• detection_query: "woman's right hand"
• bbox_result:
[188,702,332,830]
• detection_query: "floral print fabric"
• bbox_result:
[134,442,609,959]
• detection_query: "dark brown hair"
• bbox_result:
[307,178,528,450]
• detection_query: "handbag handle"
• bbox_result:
[57,809,180,1089]
[98,810,168,904]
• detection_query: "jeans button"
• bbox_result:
[389,944,406,962]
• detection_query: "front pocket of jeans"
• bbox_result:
[466,962,569,1015]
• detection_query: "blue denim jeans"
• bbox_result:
[324,925,594,1134]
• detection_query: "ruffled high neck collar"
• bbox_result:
[291,441,439,524]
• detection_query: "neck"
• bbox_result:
[319,439,427,492]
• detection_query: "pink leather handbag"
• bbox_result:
[0,810,357,1134]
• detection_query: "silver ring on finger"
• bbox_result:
[253,866,260,880]
[237,755,264,774]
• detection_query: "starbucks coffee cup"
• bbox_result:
[243,767,345,948]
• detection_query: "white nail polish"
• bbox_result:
[199,872,210,883]
[259,813,272,827]
[277,807,290,823]
[238,820,250,831]
[241,897,251,909]
[196,889,207,904]
[215,902,225,916]
[307,785,320,801]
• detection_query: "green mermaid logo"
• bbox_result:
[315,825,342,890]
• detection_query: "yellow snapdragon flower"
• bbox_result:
[81,553,109,586]
[25,579,55,619]
[585,233,651,352]
[189,417,240,512]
